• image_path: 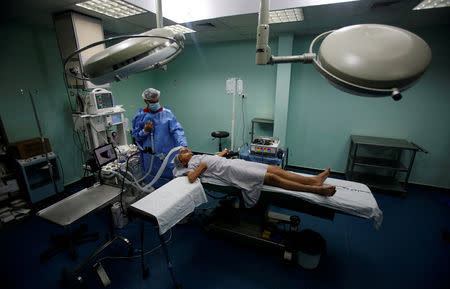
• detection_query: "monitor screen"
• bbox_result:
[93,143,117,168]
[111,113,122,125]
[95,93,114,110]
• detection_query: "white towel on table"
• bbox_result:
[131,177,207,234]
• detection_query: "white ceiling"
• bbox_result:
[3,0,450,44]
[129,0,360,23]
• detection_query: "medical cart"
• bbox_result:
[345,135,427,197]
[16,152,64,203]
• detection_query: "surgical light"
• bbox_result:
[76,0,147,19]
[256,0,432,101]
[164,24,196,34]
[65,0,184,86]
[413,0,450,10]
[67,28,184,85]
[269,8,304,24]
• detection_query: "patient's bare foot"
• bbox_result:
[313,168,330,185]
[319,185,336,197]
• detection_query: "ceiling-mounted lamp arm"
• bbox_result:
[270,54,315,64]
[255,0,271,65]
[256,0,314,65]
[156,0,163,28]
[255,1,430,100]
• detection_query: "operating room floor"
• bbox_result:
[1,174,449,289]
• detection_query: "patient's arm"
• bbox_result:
[217,149,229,157]
[187,162,208,183]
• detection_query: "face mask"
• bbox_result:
[149,102,161,112]
[180,148,192,155]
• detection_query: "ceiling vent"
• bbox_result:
[194,22,217,31]
[371,1,401,9]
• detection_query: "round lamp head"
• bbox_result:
[313,24,432,98]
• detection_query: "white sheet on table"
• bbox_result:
[201,172,383,229]
[130,177,207,234]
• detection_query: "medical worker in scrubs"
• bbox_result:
[132,88,187,187]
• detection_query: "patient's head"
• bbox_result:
[177,147,192,167]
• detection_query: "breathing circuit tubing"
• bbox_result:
[142,144,184,190]
[104,144,184,193]
[133,132,156,185]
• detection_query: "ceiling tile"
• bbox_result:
[4,0,450,44]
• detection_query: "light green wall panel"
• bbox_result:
[153,40,278,153]
[0,23,84,185]
[0,23,155,185]
[273,33,293,147]
[286,27,450,188]
[1,22,448,189]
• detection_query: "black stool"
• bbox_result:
[211,131,229,152]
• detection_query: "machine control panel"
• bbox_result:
[250,137,280,157]
[253,146,275,154]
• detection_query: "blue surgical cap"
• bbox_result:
[142,88,160,100]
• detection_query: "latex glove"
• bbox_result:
[144,120,153,132]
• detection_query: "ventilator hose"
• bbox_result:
[143,145,184,190]
[103,169,152,193]
[135,132,155,184]
[104,145,183,193]
[115,132,156,186]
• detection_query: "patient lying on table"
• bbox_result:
[173,148,336,208]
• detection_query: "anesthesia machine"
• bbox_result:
[72,88,128,151]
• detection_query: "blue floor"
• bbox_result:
[1,177,449,289]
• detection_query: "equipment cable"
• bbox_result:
[95,228,173,263]
[61,65,75,112]
[103,145,184,216]
[119,150,143,215]
[56,154,65,186]
[241,94,246,148]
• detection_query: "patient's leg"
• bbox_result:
[267,166,330,186]
[264,173,336,196]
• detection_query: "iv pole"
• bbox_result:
[20,89,60,196]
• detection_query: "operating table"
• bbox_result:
[201,172,383,227]
[127,171,383,280]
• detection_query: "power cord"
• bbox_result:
[56,154,65,186]
[241,94,246,148]
[119,147,154,215]
[224,151,239,159]
[95,228,173,264]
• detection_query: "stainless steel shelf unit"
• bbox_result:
[345,135,427,197]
